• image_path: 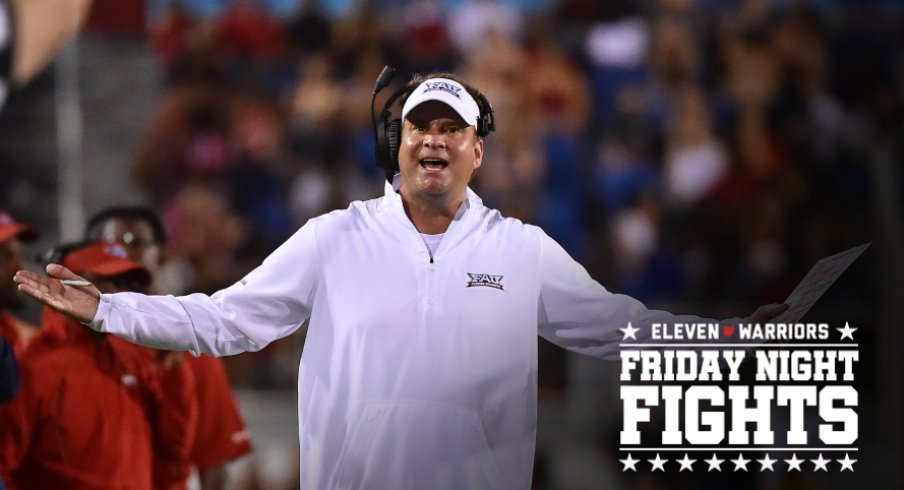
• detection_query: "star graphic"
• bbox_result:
[619,453,639,472]
[785,453,804,471]
[731,453,750,472]
[649,453,667,472]
[812,453,830,471]
[677,453,696,472]
[837,453,856,472]
[620,322,640,341]
[705,453,724,472]
[837,322,857,341]
[758,454,776,472]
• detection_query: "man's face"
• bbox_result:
[0,239,24,309]
[398,100,483,202]
[96,218,163,275]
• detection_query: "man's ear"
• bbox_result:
[473,137,484,171]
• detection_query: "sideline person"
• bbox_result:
[14,71,786,489]
[0,212,37,357]
[1,242,197,489]
[0,213,38,472]
[86,206,252,489]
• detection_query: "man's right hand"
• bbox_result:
[13,264,100,323]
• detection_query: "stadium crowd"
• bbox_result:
[134,0,882,306]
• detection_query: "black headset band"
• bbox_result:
[380,84,416,119]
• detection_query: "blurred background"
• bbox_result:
[0,0,900,488]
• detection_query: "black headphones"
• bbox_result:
[371,66,496,183]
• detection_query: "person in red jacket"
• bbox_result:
[0,212,39,490]
[0,212,39,355]
[86,206,252,489]
[0,241,198,489]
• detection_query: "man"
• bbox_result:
[85,206,252,489]
[0,241,198,489]
[15,72,786,489]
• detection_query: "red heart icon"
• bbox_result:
[723,326,735,337]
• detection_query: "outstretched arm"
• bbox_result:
[14,219,322,356]
[535,231,787,359]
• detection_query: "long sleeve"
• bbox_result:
[88,219,323,357]
[536,231,739,360]
[0,337,17,403]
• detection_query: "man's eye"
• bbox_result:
[444,126,462,134]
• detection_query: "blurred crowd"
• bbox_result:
[133,0,890,312]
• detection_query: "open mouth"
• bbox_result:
[419,158,448,171]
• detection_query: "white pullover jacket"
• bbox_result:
[89,182,731,489]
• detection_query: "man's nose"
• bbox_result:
[422,132,447,149]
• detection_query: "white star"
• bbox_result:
[619,453,639,472]
[705,453,724,472]
[731,453,750,472]
[649,453,667,472]
[812,453,830,471]
[785,453,804,471]
[620,322,640,341]
[838,453,856,472]
[758,454,776,472]
[837,322,857,341]
[677,453,696,472]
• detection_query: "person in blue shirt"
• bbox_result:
[0,336,16,403]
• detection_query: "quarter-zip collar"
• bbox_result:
[381,174,484,261]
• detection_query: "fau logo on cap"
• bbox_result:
[466,272,504,291]
[423,81,462,99]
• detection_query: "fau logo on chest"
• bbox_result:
[466,272,504,291]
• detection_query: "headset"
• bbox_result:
[371,66,496,183]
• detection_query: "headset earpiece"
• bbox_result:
[386,118,402,170]
[374,111,391,170]
[476,93,496,138]
[374,85,413,181]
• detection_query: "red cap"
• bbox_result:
[0,211,39,243]
[61,242,151,284]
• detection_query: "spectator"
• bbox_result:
[86,206,253,490]
[0,212,38,353]
[0,242,197,490]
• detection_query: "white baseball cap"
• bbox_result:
[401,78,480,127]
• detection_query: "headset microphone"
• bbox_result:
[373,66,396,95]
[371,65,396,153]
